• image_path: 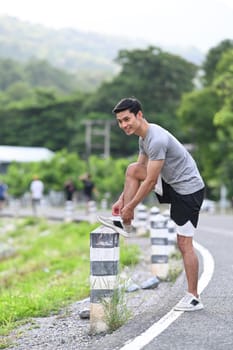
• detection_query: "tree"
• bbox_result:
[212,49,233,198]
[177,88,222,197]
[0,57,79,95]
[24,59,78,94]
[0,93,85,151]
[90,46,197,116]
[178,42,233,199]
[0,58,24,90]
[202,39,233,86]
[82,46,198,156]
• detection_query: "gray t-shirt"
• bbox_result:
[139,123,204,194]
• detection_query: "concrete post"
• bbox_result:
[167,219,177,254]
[150,213,169,279]
[88,200,97,223]
[134,203,148,235]
[162,209,177,254]
[90,226,119,334]
[149,206,160,223]
[64,200,73,222]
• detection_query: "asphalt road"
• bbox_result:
[88,212,233,350]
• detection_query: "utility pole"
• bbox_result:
[84,120,114,160]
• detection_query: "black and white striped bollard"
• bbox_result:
[134,203,148,235]
[90,226,119,333]
[64,200,73,222]
[167,218,177,254]
[149,213,169,279]
[162,209,177,254]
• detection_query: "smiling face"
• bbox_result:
[116,109,144,136]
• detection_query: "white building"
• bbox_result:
[0,146,54,173]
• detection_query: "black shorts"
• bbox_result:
[156,180,205,227]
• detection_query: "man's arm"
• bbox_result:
[112,153,147,216]
[129,159,164,207]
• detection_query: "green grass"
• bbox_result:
[120,240,140,267]
[0,218,140,340]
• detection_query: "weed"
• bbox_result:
[102,286,131,333]
[0,337,12,349]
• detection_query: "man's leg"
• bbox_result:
[98,162,147,234]
[177,234,199,297]
[168,189,204,311]
[122,162,147,209]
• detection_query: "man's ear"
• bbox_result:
[137,110,143,119]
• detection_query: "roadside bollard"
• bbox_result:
[100,198,108,210]
[11,199,20,218]
[88,200,97,223]
[134,203,148,235]
[149,206,160,229]
[162,209,177,254]
[90,226,119,334]
[150,213,169,279]
[64,200,73,222]
[167,219,177,254]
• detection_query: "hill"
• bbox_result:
[0,15,204,90]
[0,16,140,72]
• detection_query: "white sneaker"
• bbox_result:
[174,292,204,311]
[97,216,132,238]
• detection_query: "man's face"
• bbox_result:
[116,110,142,135]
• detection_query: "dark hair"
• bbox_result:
[112,97,142,115]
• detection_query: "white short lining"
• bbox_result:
[176,220,196,237]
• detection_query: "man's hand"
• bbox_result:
[120,204,134,224]
[112,198,124,216]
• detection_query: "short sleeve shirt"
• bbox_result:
[139,124,204,194]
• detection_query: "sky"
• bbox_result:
[0,0,233,53]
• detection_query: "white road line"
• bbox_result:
[120,240,215,350]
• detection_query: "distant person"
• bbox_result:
[63,179,76,221]
[79,173,96,213]
[64,179,76,202]
[30,175,44,216]
[0,180,8,210]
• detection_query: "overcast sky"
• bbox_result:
[0,0,233,53]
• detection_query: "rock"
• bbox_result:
[141,276,160,289]
[126,283,140,293]
[79,309,90,319]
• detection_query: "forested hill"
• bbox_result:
[0,15,203,76]
[0,15,142,74]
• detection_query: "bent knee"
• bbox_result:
[126,162,147,180]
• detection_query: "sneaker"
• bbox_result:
[97,216,132,238]
[174,292,204,311]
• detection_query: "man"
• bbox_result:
[99,97,205,312]
[30,175,44,216]
[79,173,96,214]
[0,180,8,210]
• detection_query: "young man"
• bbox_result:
[0,180,8,210]
[30,175,44,216]
[99,97,205,311]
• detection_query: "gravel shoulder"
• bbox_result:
[4,236,183,350]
